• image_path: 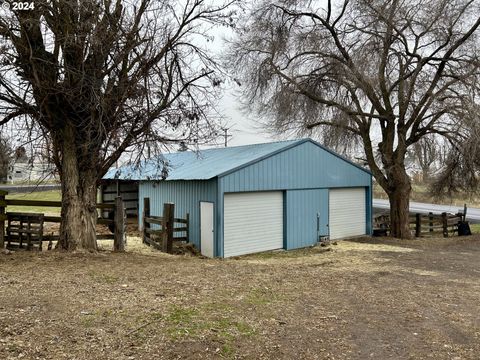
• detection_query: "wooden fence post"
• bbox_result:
[0,190,7,249]
[124,206,128,245]
[429,212,433,233]
[162,203,174,254]
[143,198,150,244]
[186,213,190,243]
[415,213,421,237]
[114,196,125,251]
[441,212,448,237]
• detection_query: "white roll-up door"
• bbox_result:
[329,188,366,239]
[224,192,284,257]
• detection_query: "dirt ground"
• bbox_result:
[1,236,479,360]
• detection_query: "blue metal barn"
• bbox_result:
[103,139,372,258]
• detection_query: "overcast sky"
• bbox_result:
[212,64,278,147]
[207,4,294,148]
[217,88,280,146]
[209,0,331,148]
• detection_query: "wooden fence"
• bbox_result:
[6,212,44,250]
[0,190,126,251]
[374,211,464,238]
[410,212,462,237]
[142,198,189,254]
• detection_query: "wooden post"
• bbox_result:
[142,198,150,244]
[162,203,174,254]
[124,206,128,246]
[441,212,448,237]
[186,213,190,243]
[6,215,11,248]
[38,214,44,251]
[26,219,32,251]
[0,190,7,249]
[429,212,433,233]
[415,213,421,237]
[114,196,125,251]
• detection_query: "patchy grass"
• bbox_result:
[469,223,480,233]
[5,190,61,215]
[1,236,480,359]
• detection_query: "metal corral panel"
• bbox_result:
[285,189,329,250]
[329,188,366,239]
[220,141,371,192]
[224,191,283,257]
[138,179,217,250]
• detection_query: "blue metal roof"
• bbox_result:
[103,138,370,181]
[103,139,301,181]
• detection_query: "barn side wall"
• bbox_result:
[99,180,139,217]
[217,141,372,257]
[138,179,217,250]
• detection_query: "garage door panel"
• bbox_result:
[329,188,366,239]
[224,192,283,257]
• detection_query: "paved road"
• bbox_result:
[0,184,61,193]
[373,198,480,222]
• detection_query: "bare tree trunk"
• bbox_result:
[56,127,98,251]
[386,169,412,239]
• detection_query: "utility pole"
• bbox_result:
[222,127,233,147]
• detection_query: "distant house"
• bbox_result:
[7,161,56,183]
[102,138,372,258]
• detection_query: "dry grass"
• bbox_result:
[1,235,480,359]
[374,183,480,208]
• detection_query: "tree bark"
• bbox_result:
[56,126,98,251]
[386,168,412,239]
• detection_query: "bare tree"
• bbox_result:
[0,0,236,250]
[228,0,480,238]
[431,102,480,197]
[0,135,12,182]
[411,135,443,182]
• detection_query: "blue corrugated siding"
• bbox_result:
[366,179,373,235]
[285,189,329,250]
[137,141,372,257]
[217,181,225,257]
[220,141,371,192]
[138,179,217,250]
[217,141,372,255]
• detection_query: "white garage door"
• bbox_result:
[224,192,283,257]
[329,188,366,239]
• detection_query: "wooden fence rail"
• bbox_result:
[6,212,44,250]
[0,190,125,251]
[408,212,463,237]
[4,199,115,209]
[142,198,189,254]
[374,211,464,238]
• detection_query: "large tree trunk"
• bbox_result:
[56,127,98,251]
[386,168,412,239]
